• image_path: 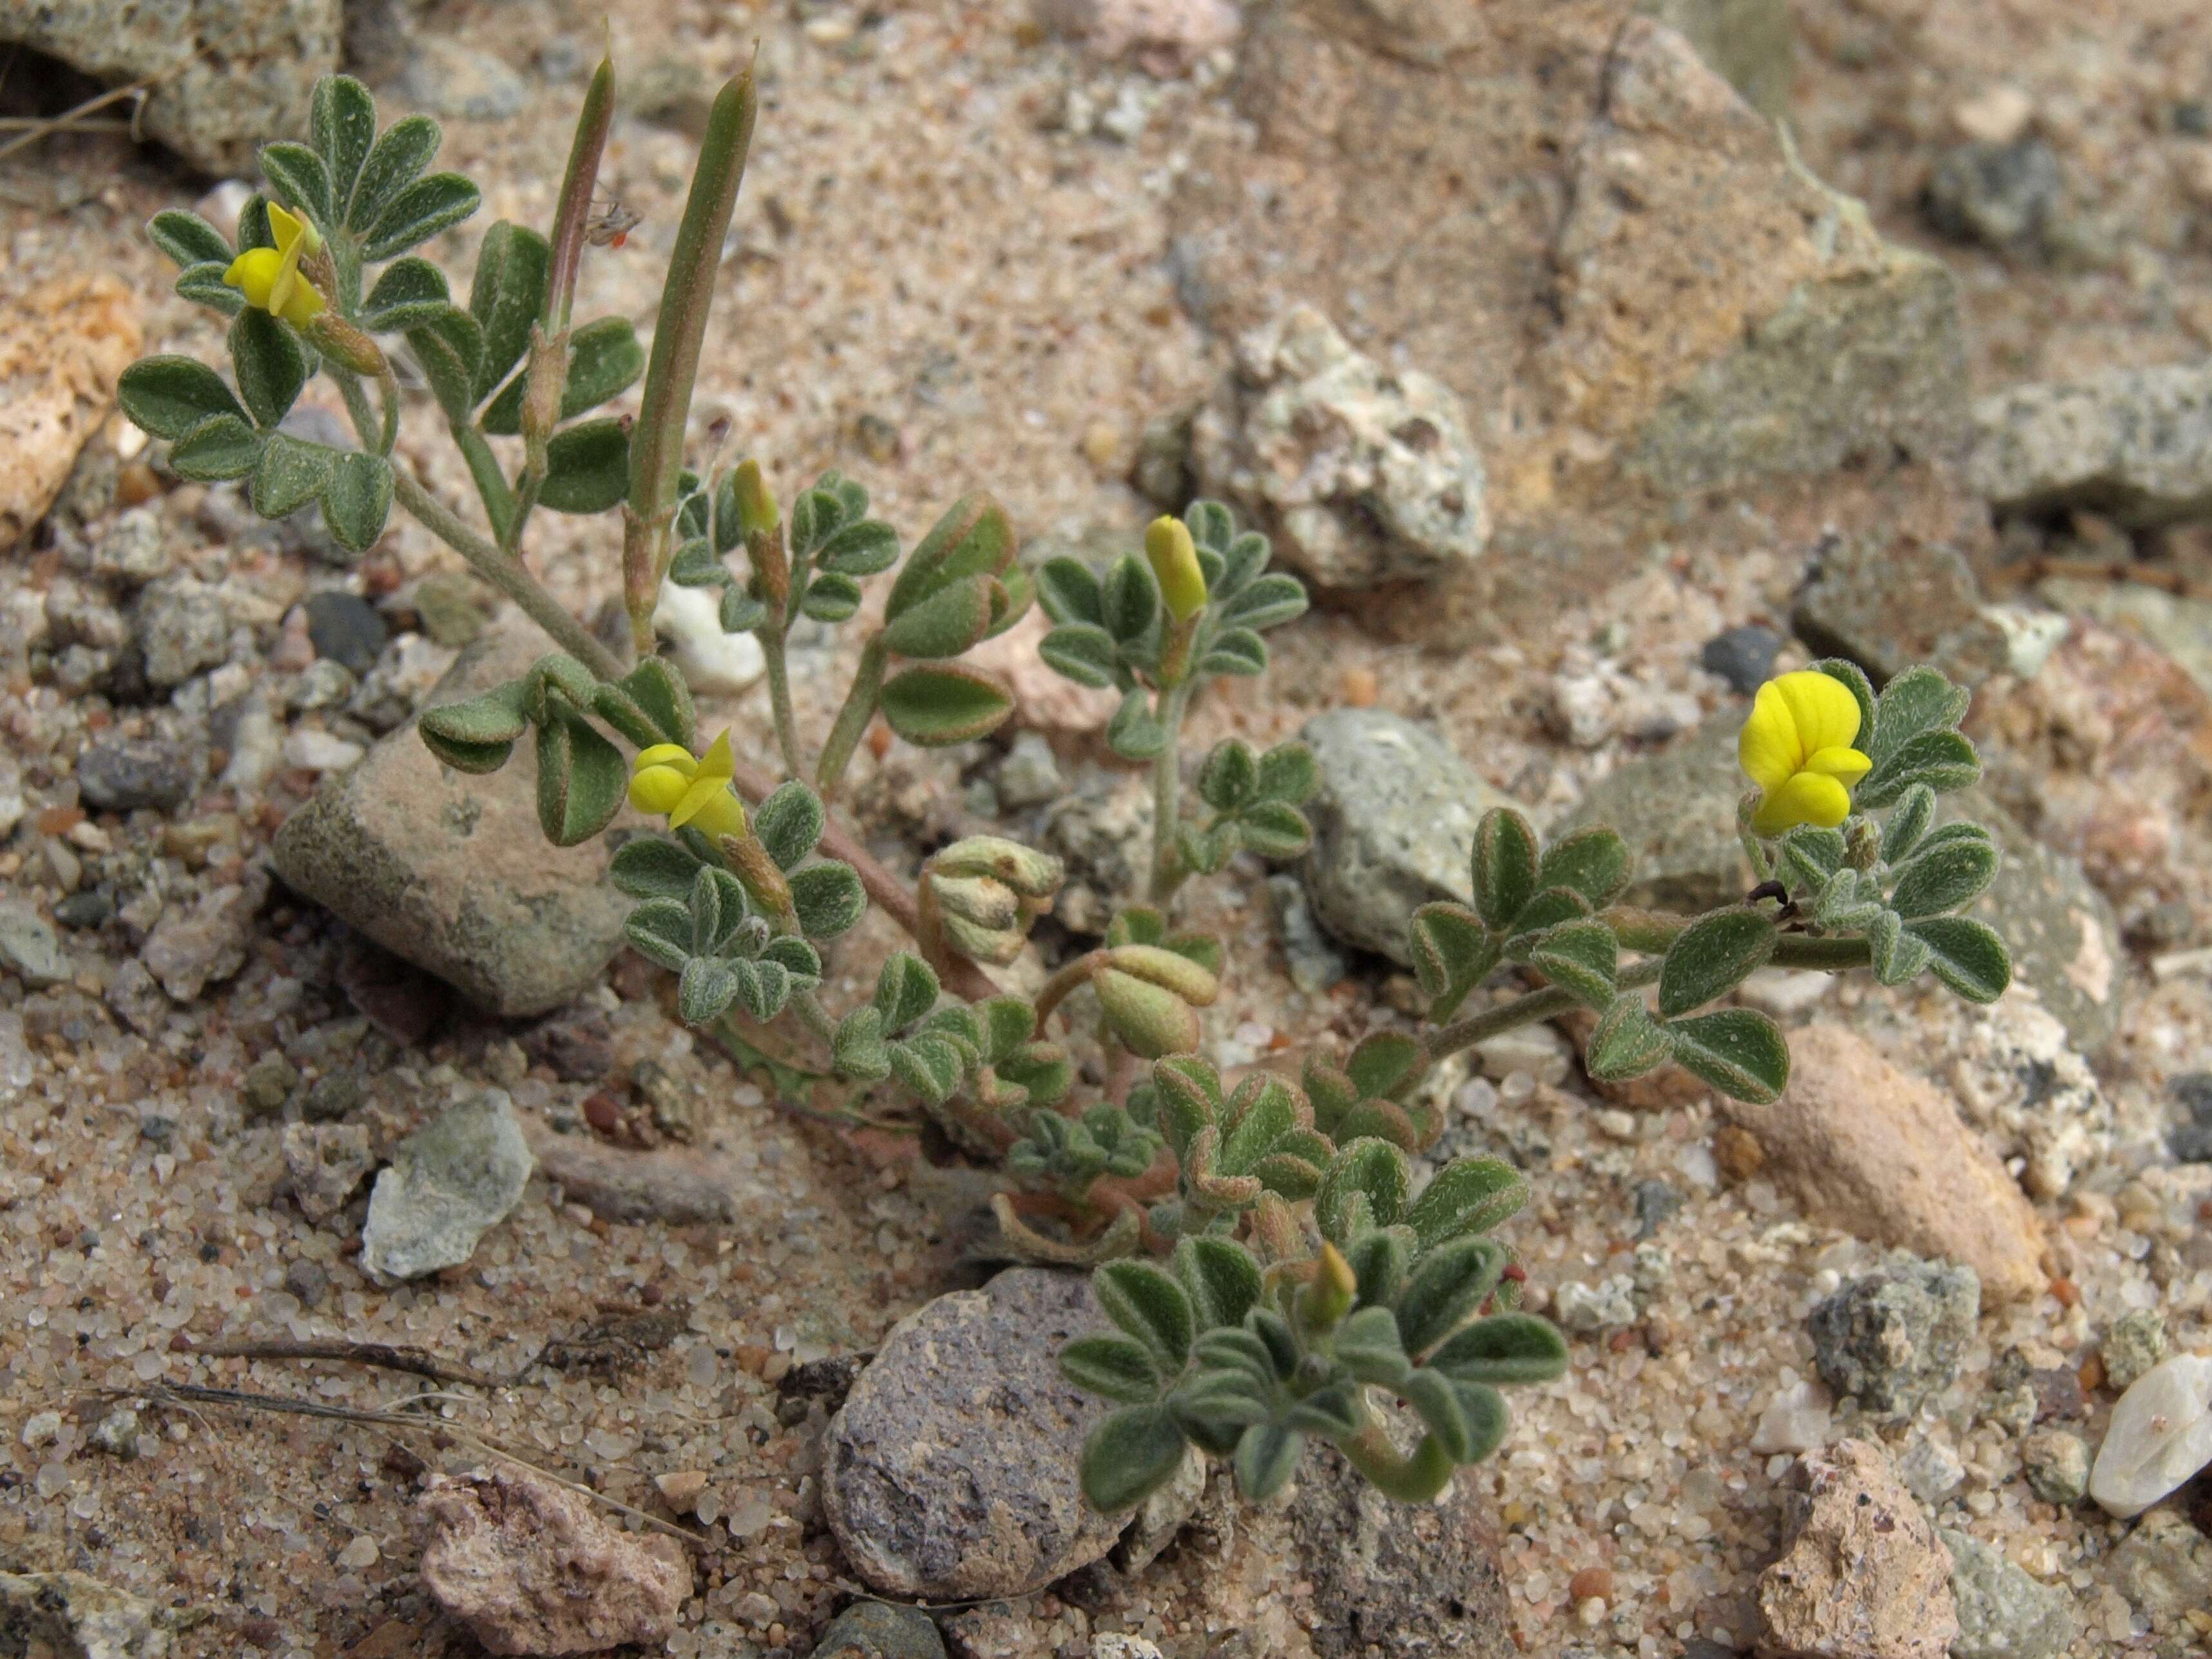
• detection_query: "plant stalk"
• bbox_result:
[761,630,805,778]
[1339,1420,1456,1504]
[1148,680,1194,902]
[814,634,888,803]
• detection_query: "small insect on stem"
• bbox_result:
[585,189,644,249]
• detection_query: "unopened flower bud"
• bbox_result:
[734,458,778,537]
[1104,944,1219,1007]
[1302,1241,1357,1331]
[1145,516,1207,625]
[930,873,1020,931]
[305,313,387,378]
[930,835,1064,900]
[1095,967,1202,1060]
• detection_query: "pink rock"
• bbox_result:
[1758,1440,1958,1659]
[1035,0,1240,70]
[418,1467,690,1656]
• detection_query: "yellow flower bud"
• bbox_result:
[223,202,328,329]
[1738,672,1872,837]
[628,731,747,842]
[1145,516,1207,625]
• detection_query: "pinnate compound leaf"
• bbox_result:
[1665,1007,1791,1103]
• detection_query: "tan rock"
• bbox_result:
[1758,1439,1958,1659]
[0,274,140,550]
[418,1466,689,1656]
[652,1470,708,1513]
[1720,1024,2047,1301]
[282,1121,374,1226]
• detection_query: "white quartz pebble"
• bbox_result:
[2090,1352,2212,1517]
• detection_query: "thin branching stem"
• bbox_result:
[1148,680,1194,902]
[761,628,805,777]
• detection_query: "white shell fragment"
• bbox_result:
[2090,1352,2212,1517]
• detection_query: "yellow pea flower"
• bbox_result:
[1739,671,1873,837]
[629,729,748,842]
[1145,516,1207,625]
[223,202,326,329]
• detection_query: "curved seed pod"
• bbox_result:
[938,909,1026,967]
[1096,968,1202,1058]
[930,835,1065,900]
[1106,944,1220,1006]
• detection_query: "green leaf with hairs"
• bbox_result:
[364,171,481,262]
[1080,1406,1188,1513]
[534,708,626,846]
[539,417,631,513]
[1425,1313,1569,1386]
[311,74,378,215]
[1039,623,1119,688]
[418,679,530,774]
[251,432,331,519]
[1233,1424,1303,1501]
[168,414,260,483]
[1061,1334,1162,1405]
[467,220,550,402]
[1405,1156,1525,1248]
[348,113,441,235]
[322,452,393,553]
[1906,915,2010,1003]
[1584,993,1669,1082]
[405,306,486,423]
[1657,907,1777,1018]
[227,309,308,429]
[260,141,332,224]
[174,261,245,317]
[608,835,703,900]
[1037,556,1104,626]
[789,861,865,938]
[1665,1007,1790,1103]
[148,209,233,267]
[1316,1138,1410,1245]
[360,257,452,332]
[879,664,1015,746]
[1471,808,1539,930]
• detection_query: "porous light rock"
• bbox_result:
[1757,1439,1958,1659]
[1970,364,2212,527]
[360,1089,532,1282]
[0,274,140,550]
[418,1465,690,1654]
[2089,1353,2212,1518]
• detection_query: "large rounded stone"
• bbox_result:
[824,1268,1123,1600]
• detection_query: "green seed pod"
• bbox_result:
[1095,967,1202,1059]
[930,835,1064,900]
[1105,944,1220,1007]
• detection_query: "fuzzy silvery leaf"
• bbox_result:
[1037,557,1104,627]
[479,316,646,433]
[880,664,1015,746]
[1151,1057,1221,1166]
[624,900,692,972]
[1880,783,1937,863]
[1536,826,1633,911]
[1778,824,1847,891]
[1524,917,1617,1009]
[753,782,825,871]
[1584,993,1669,1082]
[787,485,832,558]
[1865,909,1932,987]
[1215,1077,1299,1178]
[1282,1384,1362,1439]
[1332,1304,1410,1387]
[1194,1327,1282,1392]
[667,540,727,588]
[1868,665,1970,767]
[831,1006,891,1080]
[237,193,274,251]
[1664,1007,1790,1103]
[1099,690,1167,762]
[974,996,1036,1063]
[260,141,332,224]
[534,708,626,846]
[1657,907,1777,1018]
[250,432,331,519]
[1173,1236,1262,1331]
[1499,886,1591,956]
[720,587,769,633]
[174,261,245,317]
[997,1042,1073,1109]
[1407,901,1496,1020]
[1235,800,1312,862]
[686,865,729,955]
[1197,629,1267,678]
[1184,500,1235,554]
[347,113,439,234]
[1095,969,1201,1061]
[1215,529,1271,598]
[761,935,822,987]
[538,418,630,514]
[677,957,740,1024]
[149,209,233,267]
[1097,1260,1195,1371]
[1197,739,1257,812]
[1079,1405,1188,1513]
[606,657,695,748]
[1246,745,1313,808]
[1470,808,1539,931]
[608,835,702,900]
[1233,1424,1303,1502]
[1399,1368,1475,1460]
[322,451,393,552]
[1318,1100,1419,1156]
[735,958,791,1021]
[1060,1334,1161,1405]
[364,170,481,262]
[405,306,486,423]
[1809,657,1877,746]
[1406,1156,1526,1250]
[1316,1137,1411,1245]
[816,518,899,577]
[1396,1236,1508,1357]
[1101,554,1162,644]
[1425,1314,1568,1386]
[880,572,997,659]
[359,257,452,332]
[888,1031,965,1105]
[466,220,550,403]
[1039,623,1120,689]
[918,1002,986,1056]
[1341,1032,1421,1104]
[873,952,939,1030]
[788,860,865,938]
[1907,916,2011,1003]
[1175,822,1232,878]
[310,74,377,215]
[228,308,309,429]
[522,652,598,721]
[168,414,260,483]
[1217,573,1306,632]
[1889,834,2000,920]
[885,492,1015,620]
[1858,728,1981,808]
[417,678,530,774]
[796,571,860,625]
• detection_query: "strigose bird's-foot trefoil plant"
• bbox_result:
[117,59,2012,1522]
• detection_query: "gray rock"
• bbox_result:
[1790,532,2007,686]
[1941,1529,2074,1659]
[271,616,634,1017]
[0,902,72,988]
[79,507,170,587]
[284,1121,374,1225]
[1896,1433,1966,1504]
[75,734,199,813]
[1638,0,1794,117]
[1278,1437,1515,1658]
[0,1568,170,1659]
[1192,306,1489,589]
[134,576,231,688]
[87,1405,140,1458]
[305,589,389,675]
[1948,995,2110,1201]
[46,573,130,652]
[2171,1073,2212,1163]
[1698,624,1783,695]
[396,34,526,120]
[2039,577,2212,699]
[1266,871,1347,993]
[1924,139,2064,251]
[814,1600,948,1659]
[1962,792,2124,1056]
[242,1052,299,1118]
[823,1268,1125,1600]
[213,690,283,795]
[359,1089,532,1282]
[1807,1254,1980,1419]
[2021,1428,2091,1506]
[1971,364,2212,527]
[302,1071,363,1122]
[1632,1178,1683,1237]
[0,1,338,173]
[2104,1510,2212,1621]
[141,876,263,1003]
[53,889,112,929]
[284,1256,330,1308]
[993,731,1063,811]
[1297,710,1518,964]
[2102,1310,2169,1395]
[1040,771,1149,936]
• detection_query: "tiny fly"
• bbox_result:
[584,191,643,249]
